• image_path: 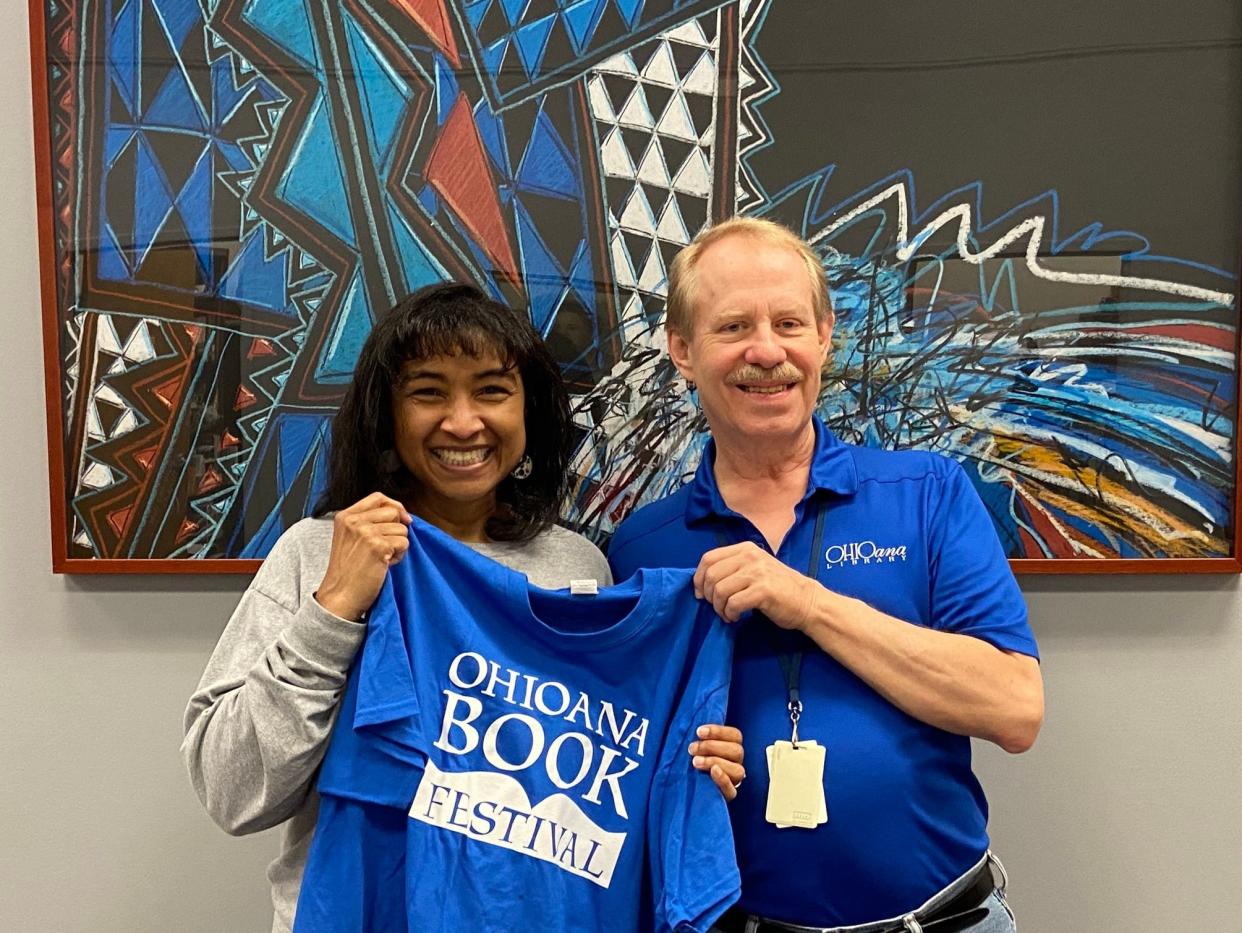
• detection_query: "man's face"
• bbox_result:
[668,235,831,451]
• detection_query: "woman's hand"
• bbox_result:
[315,493,413,621]
[690,724,746,802]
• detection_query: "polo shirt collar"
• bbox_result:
[685,416,858,526]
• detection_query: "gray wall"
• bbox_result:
[2,6,1240,932]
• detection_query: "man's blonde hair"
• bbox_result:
[664,216,833,335]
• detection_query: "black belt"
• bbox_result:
[715,859,995,933]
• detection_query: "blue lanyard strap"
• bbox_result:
[714,501,828,743]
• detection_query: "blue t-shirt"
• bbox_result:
[293,518,739,933]
[608,418,1039,926]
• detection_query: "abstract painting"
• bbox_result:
[31,0,1242,570]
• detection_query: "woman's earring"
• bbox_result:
[510,455,533,480]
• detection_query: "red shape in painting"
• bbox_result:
[395,0,460,67]
[425,94,520,287]
[235,384,258,411]
[107,505,132,537]
[151,374,185,409]
[176,519,200,544]
[220,430,240,450]
[196,466,225,495]
[132,445,159,473]
[247,337,276,359]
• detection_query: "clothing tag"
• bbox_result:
[765,740,827,829]
[568,579,598,595]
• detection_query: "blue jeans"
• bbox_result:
[713,853,1017,932]
[969,890,1017,932]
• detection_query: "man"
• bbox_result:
[608,217,1044,933]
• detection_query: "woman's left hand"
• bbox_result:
[690,724,745,801]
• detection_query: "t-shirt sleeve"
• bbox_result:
[315,575,427,806]
[927,459,1039,659]
[647,679,740,933]
[351,575,421,730]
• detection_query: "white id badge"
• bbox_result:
[764,740,827,829]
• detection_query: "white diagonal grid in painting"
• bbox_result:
[588,11,720,338]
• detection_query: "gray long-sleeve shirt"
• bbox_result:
[182,517,612,933]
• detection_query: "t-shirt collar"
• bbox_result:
[685,416,858,526]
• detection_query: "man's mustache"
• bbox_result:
[725,365,804,385]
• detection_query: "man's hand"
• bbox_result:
[693,543,1044,752]
[694,542,821,630]
[689,724,745,801]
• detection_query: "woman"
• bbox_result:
[182,283,744,933]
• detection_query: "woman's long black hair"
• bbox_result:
[313,282,573,542]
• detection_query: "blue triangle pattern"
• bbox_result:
[315,271,373,383]
[96,233,131,282]
[562,0,606,53]
[211,56,250,132]
[567,239,597,314]
[343,12,410,170]
[614,0,644,29]
[514,200,569,334]
[176,148,216,282]
[513,13,557,80]
[145,61,207,130]
[435,57,461,126]
[275,411,324,493]
[517,107,579,199]
[416,184,440,216]
[473,100,511,177]
[217,139,250,173]
[134,134,174,255]
[241,0,319,69]
[388,205,449,294]
[239,508,287,558]
[109,0,140,115]
[105,128,135,167]
[276,96,357,247]
[155,0,202,51]
[480,38,510,86]
[308,427,332,508]
[500,0,526,27]
[218,227,292,311]
[464,0,493,31]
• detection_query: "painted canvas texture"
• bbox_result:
[34,0,1241,567]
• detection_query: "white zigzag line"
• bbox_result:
[808,182,1236,308]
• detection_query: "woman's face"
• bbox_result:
[390,351,527,516]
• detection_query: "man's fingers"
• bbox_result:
[693,545,752,596]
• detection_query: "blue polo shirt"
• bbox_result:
[608,418,1038,926]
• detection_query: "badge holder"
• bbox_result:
[764,666,827,829]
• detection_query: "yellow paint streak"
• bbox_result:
[986,434,1224,558]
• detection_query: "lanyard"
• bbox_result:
[714,502,827,747]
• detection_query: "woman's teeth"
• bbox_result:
[434,449,489,466]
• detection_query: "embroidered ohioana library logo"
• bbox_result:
[410,651,650,888]
[824,539,908,570]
